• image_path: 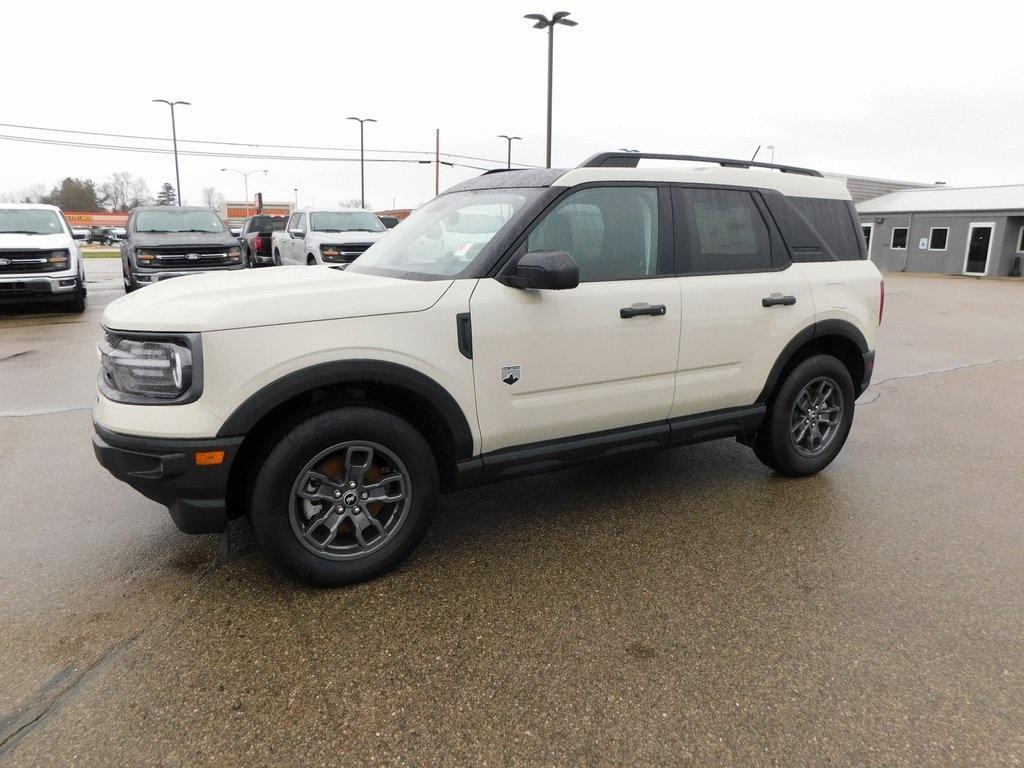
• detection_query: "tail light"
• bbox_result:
[879,280,885,325]
[254,235,267,255]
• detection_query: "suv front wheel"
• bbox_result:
[753,354,855,477]
[249,407,439,586]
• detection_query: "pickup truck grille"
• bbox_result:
[0,250,66,274]
[336,243,373,263]
[140,246,236,269]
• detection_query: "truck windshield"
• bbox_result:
[0,209,64,235]
[347,189,540,279]
[310,211,386,233]
[135,210,226,233]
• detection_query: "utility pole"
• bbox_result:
[347,116,377,208]
[152,99,190,205]
[435,128,440,196]
[220,168,268,216]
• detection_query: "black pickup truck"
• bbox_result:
[120,206,245,292]
[238,214,288,267]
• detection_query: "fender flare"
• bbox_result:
[756,320,869,404]
[216,359,475,459]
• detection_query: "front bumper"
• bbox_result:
[131,264,246,285]
[0,274,80,302]
[93,424,243,534]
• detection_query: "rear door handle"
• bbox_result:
[620,303,667,319]
[762,294,796,307]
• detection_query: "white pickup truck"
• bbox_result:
[271,207,388,267]
[0,204,86,312]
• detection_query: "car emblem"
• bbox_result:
[0,258,11,266]
[501,365,521,386]
[185,253,201,261]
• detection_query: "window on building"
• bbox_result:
[891,227,908,249]
[862,225,873,250]
[1017,225,1024,253]
[928,227,948,251]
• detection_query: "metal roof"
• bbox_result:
[857,185,1024,214]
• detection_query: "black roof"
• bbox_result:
[443,168,568,193]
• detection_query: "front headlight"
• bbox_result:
[320,244,344,262]
[98,331,202,404]
[226,246,242,263]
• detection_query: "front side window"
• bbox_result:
[526,186,659,282]
[676,188,771,273]
[311,211,385,233]
[891,227,908,249]
[135,210,226,234]
[0,208,64,235]
[928,227,948,250]
[1017,226,1024,253]
[348,188,541,280]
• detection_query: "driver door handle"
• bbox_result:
[762,294,796,307]
[620,303,667,319]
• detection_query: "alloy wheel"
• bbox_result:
[789,376,844,457]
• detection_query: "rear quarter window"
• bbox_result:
[787,197,864,261]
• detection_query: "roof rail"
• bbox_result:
[578,152,823,178]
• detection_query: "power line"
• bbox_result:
[0,121,542,168]
[0,133,495,171]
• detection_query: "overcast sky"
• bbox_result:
[3,0,1023,210]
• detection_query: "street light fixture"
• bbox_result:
[619,148,639,153]
[220,168,268,216]
[347,116,377,209]
[497,135,522,169]
[152,99,190,205]
[523,11,577,168]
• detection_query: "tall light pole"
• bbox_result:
[220,168,268,216]
[524,12,577,168]
[767,145,776,164]
[498,135,522,169]
[347,116,377,208]
[152,99,190,205]
[293,188,298,207]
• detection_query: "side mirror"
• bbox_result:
[289,228,305,239]
[500,250,580,290]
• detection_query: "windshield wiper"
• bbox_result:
[173,229,219,233]
[345,228,381,233]
[0,230,46,235]
[139,229,173,233]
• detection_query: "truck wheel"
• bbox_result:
[273,249,281,266]
[306,255,316,265]
[753,354,855,477]
[68,286,86,313]
[249,407,439,586]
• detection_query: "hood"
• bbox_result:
[306,230,388,245]
[129,231,239,248]
[0,233,73,250]
[102,266,454,333]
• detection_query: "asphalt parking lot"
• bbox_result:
[2,261,1023,766]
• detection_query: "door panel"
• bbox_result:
[963,223,993,275]
[469,277,682,452]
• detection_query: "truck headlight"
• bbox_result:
[98,331,202,404]
[226,247,242,264]
[320,245,344,262]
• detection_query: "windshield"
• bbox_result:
[0,209,65,235]
[135,210,226,233]
[348,189,539,279]
[251,216,287,234]
[310,211,386,233]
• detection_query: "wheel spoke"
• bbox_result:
[297,471,346,503]
[344,445,375,485]
[364,473,407,504]
[302,508,344,549]
[349,508,386,549]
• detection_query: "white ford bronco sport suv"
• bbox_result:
[0,204,86,312]
[93,152,882,586]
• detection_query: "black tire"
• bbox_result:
[306,255,316,265]
[68,286,86,313]
[753,354,855,477]
[249,407,439,586]
[273,249,281,266]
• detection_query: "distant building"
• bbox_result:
[824,173,933,204]
[221,201,293,227]
[857,185,1024,277]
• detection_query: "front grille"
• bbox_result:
[0,250,65,274]
[334,242,373,263]
[139,246,235,269]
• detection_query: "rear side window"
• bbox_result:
[788,198,863,260]
[527,186,659,282]
[674,188,771,273]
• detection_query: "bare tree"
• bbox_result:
[338,197,370,209]
[100,173,151,211]
[202,187,225,211]
[0,183,47,204]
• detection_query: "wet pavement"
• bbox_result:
[2,263,1023,766]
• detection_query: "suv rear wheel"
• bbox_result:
[249,407,439,586]
[753,354,855,477]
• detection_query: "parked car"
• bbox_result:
[238,214,288,267]
[71,227,89,241]
[271,207,388,268]
[0,204,86,312]
[378,215,400,229]
[110,226,127,241]
[93,151,882,586]
[119,206,245,292]
[87,226,117,245]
